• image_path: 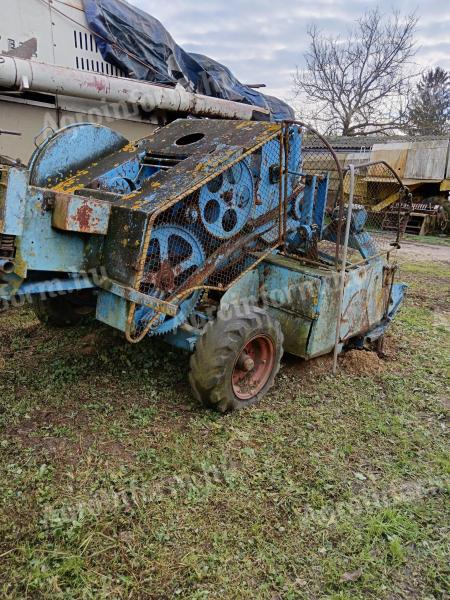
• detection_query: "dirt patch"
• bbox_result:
[432,311,450,332]
[397,241,450,264]
[6,406,134,469]
[340,349,385,376]
[284,348,387,378]
[77,332,102,356]
[68,327,124,357]
[9,426,134,470]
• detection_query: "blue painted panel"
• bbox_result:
[29,123,127,187]
[0,276,95,301]
[96,290,129,332]
[315,174,329,238]
[220,269,260,310]
[163,329,198,352]
[1,168,28,236]
[301,175,316,228]
[53,195,112,235]
[16,189,96,273]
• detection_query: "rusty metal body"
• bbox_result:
[1,119,405,375]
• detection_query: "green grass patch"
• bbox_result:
[403,234,450,247]
[399,260,450,277]
[0,260,449,599]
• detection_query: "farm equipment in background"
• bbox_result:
[314,136,450,237]
[0,119,406,412]
[382,201,448,236]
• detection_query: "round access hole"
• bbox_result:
[204,199,221,224]
[175,132,205,146]
[0,260,14,274]
[222,209,238,233]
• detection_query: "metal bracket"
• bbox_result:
[98,278,178,317]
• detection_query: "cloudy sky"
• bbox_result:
[129,0,450,104]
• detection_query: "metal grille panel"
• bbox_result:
[127,132,288,341]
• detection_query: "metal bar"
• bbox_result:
[345,249,393,269]
[0,275,95,301]
[333,164,355,374]
[314,174,329,238]
[347,160,405,187]
[282,127,290,245]
[279,130,284,244]
[302,175,316,226]
[98,279,178,316]
[280,251,334,270]
[0,130,21,137]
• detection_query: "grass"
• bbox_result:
[402,234,450,247]
[0,257,449,599]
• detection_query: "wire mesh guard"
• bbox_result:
[124,123,408,342]
[354,161,409,243]
[298,130,344,262]
[128,131,290,341]
[319,161,410,265]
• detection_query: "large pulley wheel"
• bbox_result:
[189,305,283,412]
[198,161,254,240]
[135,225,205,336]
[32,292,95,327]
[28,123,128,187]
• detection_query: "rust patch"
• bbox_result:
[74,202,94,230]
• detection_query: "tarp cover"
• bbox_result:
[83,0,294,121]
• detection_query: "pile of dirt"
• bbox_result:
[73,329,120,356]
[340,349,385,376]
[77,332,102,356]
[284,348,386,378]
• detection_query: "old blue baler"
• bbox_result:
[0,119,405,411]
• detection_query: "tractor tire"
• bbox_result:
[189,305,283,413]
[31,292,95,327]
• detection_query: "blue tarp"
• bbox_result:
[83,0,294,121]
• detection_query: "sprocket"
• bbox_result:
[198,161,254,240]
[134,225,205,336]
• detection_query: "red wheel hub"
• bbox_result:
[232,335,275,400]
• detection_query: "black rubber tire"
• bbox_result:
[189,305,284,413]
[31,293,94,327]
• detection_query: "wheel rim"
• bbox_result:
[232,335,275,401]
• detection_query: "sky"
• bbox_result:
[129,0,450,105]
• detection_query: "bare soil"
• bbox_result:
[397,240,450,264]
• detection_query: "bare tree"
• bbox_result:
[293,9,418,136]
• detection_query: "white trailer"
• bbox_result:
[0,0,268,162]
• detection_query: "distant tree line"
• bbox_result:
[293,8,450,137]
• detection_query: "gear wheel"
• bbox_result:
[198,161,254,240]
[134,225,205,336]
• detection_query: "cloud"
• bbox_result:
[129,0,450,103]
